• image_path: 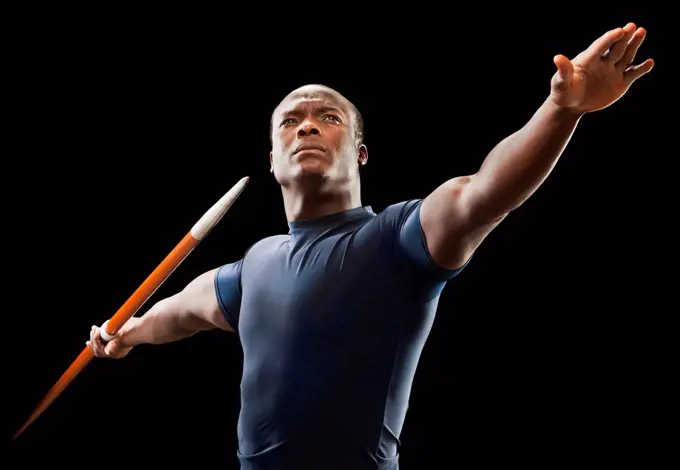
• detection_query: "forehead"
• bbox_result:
[275,89,349,116]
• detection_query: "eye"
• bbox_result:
[280,118,297,126]
[323,115,341,122]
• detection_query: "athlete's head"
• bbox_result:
[269,84,367,192]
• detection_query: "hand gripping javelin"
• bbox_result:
[13,176,249,440]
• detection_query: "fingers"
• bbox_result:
[87,323,131,359]
[104,339,122,357]
[88,325,109,358]
[624,58,655,83]
[616,27,647,70]
[587,23,653,83]
[86,325,120,357]
[552,54,573,90]
[585,26,625,62]
[604,22,637,63]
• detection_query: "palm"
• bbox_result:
[550,23,654,114]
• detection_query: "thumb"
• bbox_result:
[105,338,123,357]
[552,54,573,90]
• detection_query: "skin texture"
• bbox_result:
[269,85,368,222]
[88,23,653,357]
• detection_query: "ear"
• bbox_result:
[358,144,368,166]
[269,151,274,172]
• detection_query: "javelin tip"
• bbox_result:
[190,177,249,241]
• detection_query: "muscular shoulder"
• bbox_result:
[355,200,421,247]
[213,234,290,331]
[242,234,289,264]
[374,200,421,228]
[372,199,470,281]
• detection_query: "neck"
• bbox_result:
[282,181,362,222]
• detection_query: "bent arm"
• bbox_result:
[421,97,582,269]
[120,268,234,347]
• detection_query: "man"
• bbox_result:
[88,23,653,469]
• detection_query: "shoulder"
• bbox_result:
[374,200,421,226]
[215,234,288,282]
[359,199,422,239]
[213,234,290,330]
[242,234,289,263]
[371,199,471,281]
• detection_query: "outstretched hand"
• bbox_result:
[550,22,654,114]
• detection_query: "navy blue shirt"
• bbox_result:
[215,200,470,469]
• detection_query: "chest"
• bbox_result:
[237,232,400,341]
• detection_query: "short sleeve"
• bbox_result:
[214,259,243,331]
[389,199,472,281]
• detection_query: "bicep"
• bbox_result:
[178,267,237,332]
[419,175,505,270]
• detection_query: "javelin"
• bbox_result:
[13,176,250,440]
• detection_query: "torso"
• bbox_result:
[216,202,466,469]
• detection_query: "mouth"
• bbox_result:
[293,143,327,154]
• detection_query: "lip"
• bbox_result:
[294,143,327,154]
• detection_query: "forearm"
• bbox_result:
[471,96,583,220]
[120,295,209,347]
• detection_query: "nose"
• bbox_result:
[297,121,320,137]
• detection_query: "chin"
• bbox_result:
[295,159,331,177]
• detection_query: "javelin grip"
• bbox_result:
[13,176,249,441]
[99,320,117,342]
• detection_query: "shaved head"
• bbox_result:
[270,84,364,147]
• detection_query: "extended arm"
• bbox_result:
[420,98,580,269]
[122,268,233,347]
[88,268,235,358]
[419,23,653,270]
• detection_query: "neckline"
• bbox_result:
[288,206,374,232]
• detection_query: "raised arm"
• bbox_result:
[88,267,235,358]
[420,23,654,270]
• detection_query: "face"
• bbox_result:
[269,86,367,188]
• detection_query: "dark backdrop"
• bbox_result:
[7,8,670,469]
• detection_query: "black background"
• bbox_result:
[6,7,672,469]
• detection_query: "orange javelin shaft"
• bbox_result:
[13,176,249,440]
